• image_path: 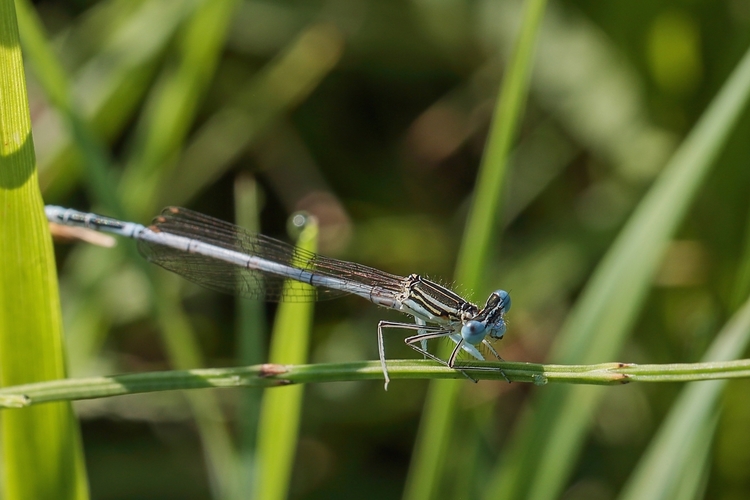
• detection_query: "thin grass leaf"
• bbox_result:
[156,23,345,209]
[403,1,548,499]
[671,412,716,500]
[254,219,318,500]
[618,282,750,498]
[0,2,87,497]
[37,0,202,197]
[12,357,750,408]
[15,0,124,215]
[152,276,239,500]
[732,209,750,310]
[119,0,240,219]
[235,174,267,498]
[616,164,750,500]
[629,410,717,500]
[485,43,750,500]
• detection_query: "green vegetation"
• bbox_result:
[0,0,87,498]
[2,0,750,499]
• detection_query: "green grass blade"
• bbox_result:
[616,160,750,500]
[155,24,344,208]
[403,1,548,499]
[671,412,716,500]
[619,295,750,500]
[0,2,88,497]
[235,174,267,498]
[119,0,239,218]
[254,218,318,500]
[732,211,750,310]
[152,276,239,500]
[485,43,750,500]
[37,0,200,198]
[15,0,124,215]
[617,211,750,500]
[455,0,548,285]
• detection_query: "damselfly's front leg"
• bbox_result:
[481,339,510,383]
[402,330,477,383]
[440,337,509,383]
[377,321,461,390]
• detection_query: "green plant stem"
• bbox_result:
[405,0,548,498]
[234,174,266,498]
[4,359,750,409]
[254,219,318,500]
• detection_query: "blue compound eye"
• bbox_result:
[461,320,487,345]
[495,290,511,312]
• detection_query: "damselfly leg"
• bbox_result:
[377,320,508,389]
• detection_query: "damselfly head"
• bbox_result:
[460,290,510,344]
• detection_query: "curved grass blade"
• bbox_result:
[484,43,750,500]
[617,206,750,500]
[618,295,750,500]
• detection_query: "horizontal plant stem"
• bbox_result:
[2,359,750,409]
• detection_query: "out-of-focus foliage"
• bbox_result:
[19,0,750,498]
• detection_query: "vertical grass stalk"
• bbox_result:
[403,1,548,499]
[0,1,88,497]
[254,217,318,500]
[235,174,267,498]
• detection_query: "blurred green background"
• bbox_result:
[19,0,750,498]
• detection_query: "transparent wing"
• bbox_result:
[137,207,405,302]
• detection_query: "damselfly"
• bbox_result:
[45,206,511,388]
